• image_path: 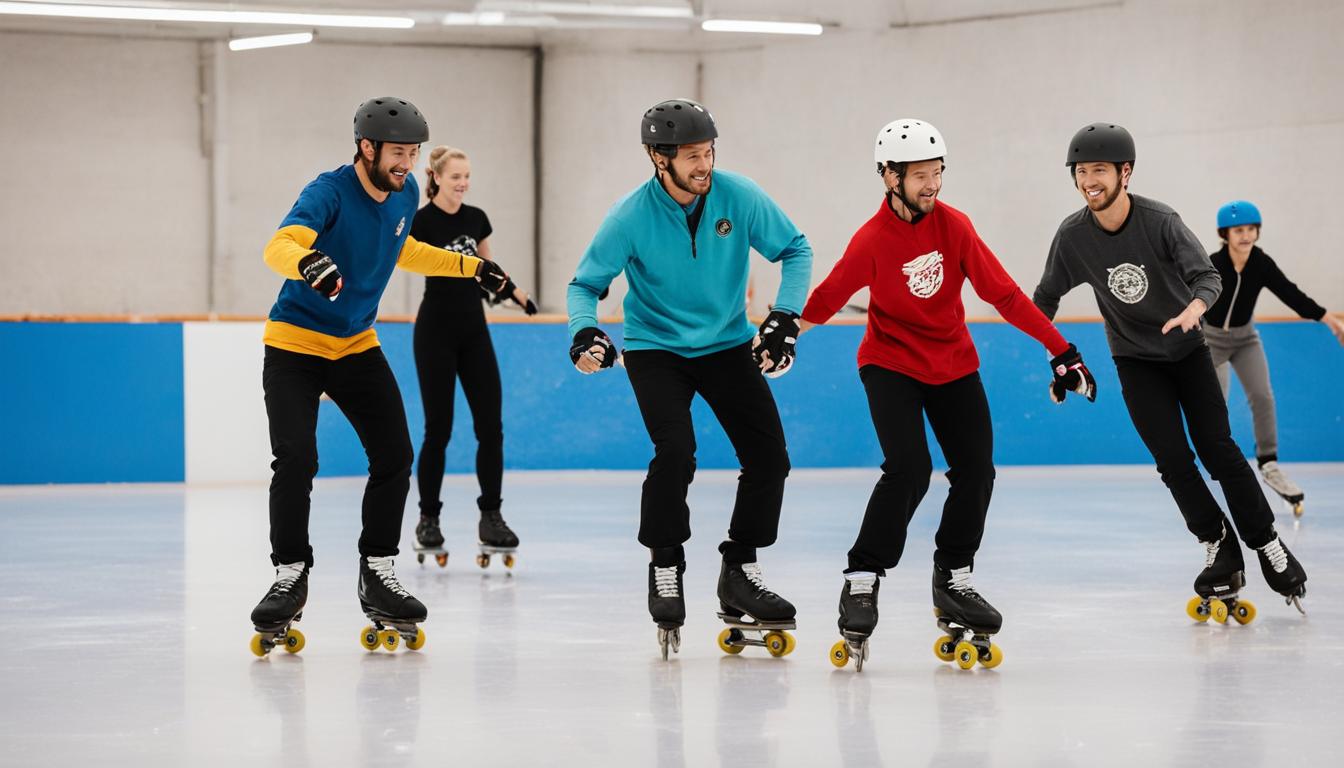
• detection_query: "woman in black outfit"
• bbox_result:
[412,145,536,564]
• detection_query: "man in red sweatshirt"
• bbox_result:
[803,119,1094,672]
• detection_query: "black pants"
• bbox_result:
[262,345,413,567]
[413,305,503,515]
[622,343,791,566]
[1114,345,1275,548]
[848,366,995,574]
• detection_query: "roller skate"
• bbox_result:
[715,561,797,658]
[413,514,448,568]
[249,562,308,657]
[931,564,1003,671]
[475,507,518,570]
[649,562,685,661]
[1259,461,1305,518]
[1186,525,1256,625]
[1256,534,1307,614]
[830,572,879,672]
[357,555,428,652]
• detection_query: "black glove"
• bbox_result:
[598,287,611,301]
[475,258,510,295]
[569,327,616,372]
[1049,343,1097,403]
[298,250,342,300]
[752,310,800,378]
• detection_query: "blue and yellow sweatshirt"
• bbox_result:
[567,169,813,357]
[263,164,482,359]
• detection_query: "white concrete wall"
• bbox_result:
[3,0,1341,320]
[0,32,210,315]
[696,0,1344,318]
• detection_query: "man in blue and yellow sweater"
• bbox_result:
[567,99,813,657]
[248,97,512,654]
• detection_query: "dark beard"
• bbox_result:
[362,145,403,193]
[1087,183,1122,211]
[667,161,711,197]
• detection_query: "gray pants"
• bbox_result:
[1204,324,1278,459]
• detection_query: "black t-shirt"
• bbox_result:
[410,201,494,311]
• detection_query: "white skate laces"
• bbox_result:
[273,562,305,591]
[947,566,977,596]
[653,566,680,598]
[741,563,772,593]
[1259,537,1289,574]
[366,556,411,597]
[845,572,877,596]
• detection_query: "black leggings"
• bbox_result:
[848,366,995,574]
[1114,346,1275,548]
[413,305,503,516]
[262,345,413,568]
[622,343,791,565]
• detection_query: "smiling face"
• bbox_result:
[885,158,943,215]
[654,140,714,199]
[1222,223,1260,255]
[433,156,471,206]
[1073,161,1130,212]
[360,139,420,193]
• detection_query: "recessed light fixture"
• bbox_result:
[228,31,314,52]
[701,19,823,36]
[0,2,414,29]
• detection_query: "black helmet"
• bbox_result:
[353,97,429,144]
[1066,122,1135,166]
[641,99,718,156]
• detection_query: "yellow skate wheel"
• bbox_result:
[830,640,850,668]
[764,632,789,657]
[980,643,1003,669]
[717,628,744,655]
[1209,598,1229,624]
[283,628,305,654]
[476,554,490,569]
[406,628,426,651]
[250,633,268,657]
[1232,600,1257,625]
[954,641,977,670]
[360,625,380,651]
[1293,502,1304,518]
[379,629,400,652]
[934,635,956,662]
[503,554,516,569]
[1186,596,1209,622]
[435,553,448,568]
[780,631,796,657]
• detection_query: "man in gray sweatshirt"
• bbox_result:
[1032,123,1307,620]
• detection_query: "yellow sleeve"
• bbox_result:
[263,225,318,279]
[397,235,483,277]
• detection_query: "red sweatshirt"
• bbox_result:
[802,199,1069,385]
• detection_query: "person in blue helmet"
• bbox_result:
[1203,200,1344,517]
[566,98,813,659]
[247,97,516,656]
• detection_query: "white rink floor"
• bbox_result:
[1,465,1340,767]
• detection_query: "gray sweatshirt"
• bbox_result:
[1033,194,1222,362]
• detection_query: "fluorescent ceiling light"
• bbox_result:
[0,2,414,29]
[701,19,822,35]
[476,1,692,19]
[229,31,313,51]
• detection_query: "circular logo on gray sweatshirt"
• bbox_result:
[1107,263,1148,304]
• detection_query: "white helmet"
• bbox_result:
[874,119,946,167]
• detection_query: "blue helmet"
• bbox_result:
[1217,200,1261,229]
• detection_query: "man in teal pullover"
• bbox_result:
[567,99,813,656]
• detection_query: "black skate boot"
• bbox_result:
[414,515,447,568]
[649,562,686,660]
[249,562,308,657]
[1256,534,1307,614]
[358,555,428,652]
[476,507,519,570]
[830,572,879,672]
[715,562,797,658]
[1187,525,1254,625]
[932,565,1003,670]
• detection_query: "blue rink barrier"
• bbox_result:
[2,320,1340,484]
